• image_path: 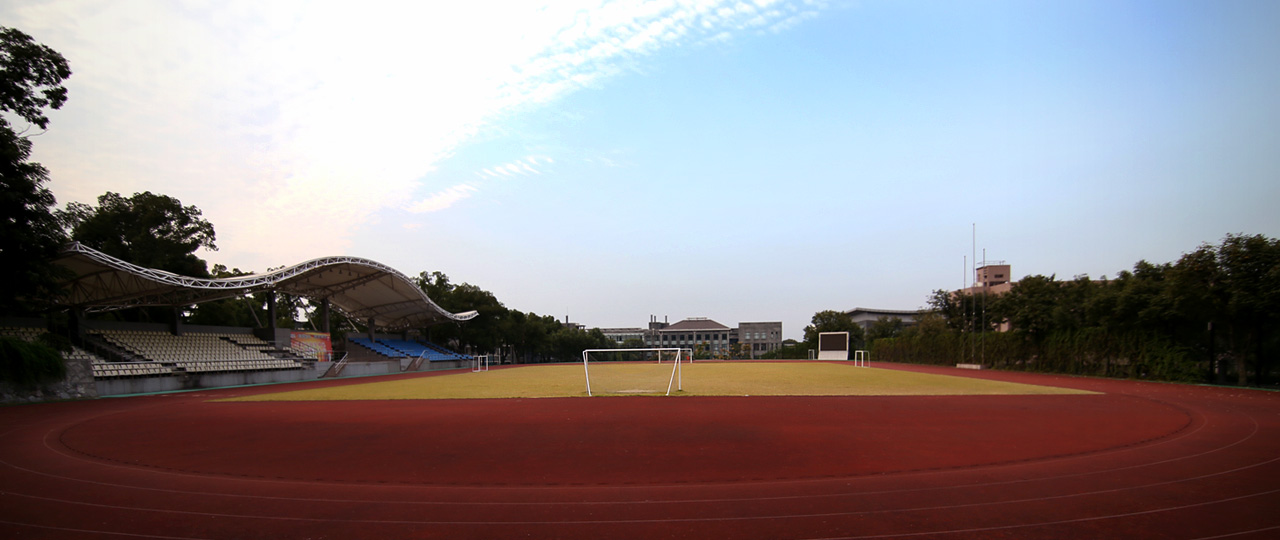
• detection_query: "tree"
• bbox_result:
[186,265,260,327]
[0,26,72,314]
[414,271,510,354]
[927,289,964,331]
[866,316,905,344]
[994,275,1062,343]
[0,27,71,132]
[1215,234,1280,385]
[60,191,217,278]
[548,326,613,362]
[498,310,550,363]
[803,309,866,351]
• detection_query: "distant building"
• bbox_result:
[956,261,1014,332]
[560,316,585,332]
[650,317,732,352]
[600,328,645,344]
[629,315,783,358]
[845,308,924,331]
[961,261,1013,296]
[737,321,783,356]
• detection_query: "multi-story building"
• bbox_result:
[600,327,646,345]
[963,261,1013,296]
[957,261,1014,332]
[650,317,733,353]
[631,316,782,358]
[602,316,784,358]
[736,321,783,356]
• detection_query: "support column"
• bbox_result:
[320,298,331,333]
[266,291,278,335]
[68,308,86,343]
[367,317,376,342]
[170,306,183,336]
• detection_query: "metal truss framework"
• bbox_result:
[53,243,477,330]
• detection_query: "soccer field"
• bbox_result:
[222,361,1093,401]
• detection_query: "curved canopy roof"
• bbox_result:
[52,243,477,329]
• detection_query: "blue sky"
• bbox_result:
[5,0,1278,339]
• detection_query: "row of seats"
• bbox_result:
[171,359,302,373]
[0,326,44,342]
[66,345,107,364]
[349,337,403,357]
[93,358,303,378]
[3,325,305,378]
[94,330,278,363]
[93,362,173,378]
[349,337,469,361]
[2,326,115,369]
[91,330,303,376]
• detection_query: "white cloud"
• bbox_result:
[408,184,480,214]
[2,0,824,268]
[477,156,551,180]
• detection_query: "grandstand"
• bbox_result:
[11,244,481,399]
[4,319,474,398]
[0,244,481,401]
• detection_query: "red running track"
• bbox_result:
[0,362,1277,539]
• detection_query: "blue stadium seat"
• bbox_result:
[349,337,469,361]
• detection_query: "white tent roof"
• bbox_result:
[52,243,477,329]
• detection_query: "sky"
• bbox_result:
[4,0,1279,339]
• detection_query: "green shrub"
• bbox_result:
[0,337,67,386]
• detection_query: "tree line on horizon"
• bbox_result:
[869,233,1280,386]
[761,234,1279,387]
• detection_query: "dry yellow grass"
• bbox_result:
[220,362,1093,402]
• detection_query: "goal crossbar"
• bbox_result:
[582,348,684,397]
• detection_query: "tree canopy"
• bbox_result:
[0,26,71,314]
[877,234,1280,386]
[59,191,218,278]
[0,26,71,131]
[803,309,866,350]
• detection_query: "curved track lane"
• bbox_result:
[0,364,1276,539]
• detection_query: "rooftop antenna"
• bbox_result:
[971,223,976,364]
[982,247,987,366]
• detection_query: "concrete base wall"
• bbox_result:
[328,361,398,378]
[46,356,471,399]
[0,358,99,404]
[427,360,467,371]
[0,342,100,405]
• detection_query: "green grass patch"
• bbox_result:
[220,362,1094,402]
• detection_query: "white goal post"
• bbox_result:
[582,348,685,397]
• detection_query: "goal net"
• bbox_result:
[582,348,686,396]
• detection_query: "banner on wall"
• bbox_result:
[290,331,333,361]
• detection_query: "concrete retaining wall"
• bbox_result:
[7,354,470,401]
[0,351,99,404]
[90,358,468,397]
